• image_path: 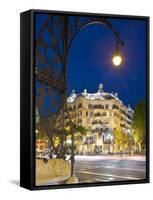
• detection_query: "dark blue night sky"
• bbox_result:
[36,14,147,108]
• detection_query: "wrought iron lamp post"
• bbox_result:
[36,14,124,177]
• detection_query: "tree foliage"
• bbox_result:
[114,128,129,150]
[36,131,43,140]
[132,99,146,150]
[74,125,87,136]
[39,115,59,149]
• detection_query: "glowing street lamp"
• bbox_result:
[106,133,113,141]
[35,129,39,134]
[66,138,72,145]
[112,55,122,66]
[112,42,123,67]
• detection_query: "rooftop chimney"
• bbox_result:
[98,83,103,93]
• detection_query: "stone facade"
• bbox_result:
[58,83,134,154]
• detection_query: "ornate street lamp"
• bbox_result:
[35,14,124,177]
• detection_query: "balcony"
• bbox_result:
[93,105,104,109]
[92,120,103,125]
[112,104,119,109]
[94,112,101,117]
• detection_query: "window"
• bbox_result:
[90,112,93,116]
[65,121,70,126]
[69,107,72,111]
[86,111,88,116]
[105,104,109,109]
[112,104,119,109]
[88,104,92,109]
[78,103,82,108]
[93,105,104,109]
[77,119,82,124]
[101,105,104,109]
[95,128,100,132]
[78,111,82,116]
[114,111,117,116]
[87,119,90,124]
[102,112,106,116]
[95,112,101,117]
[92,120,98,124]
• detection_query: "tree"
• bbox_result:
[132,99,146,152]
[114,128,129,152]
[39,114,58,150]
[36,131,43,140]
[65,125,87,142]
[74,125,87,136]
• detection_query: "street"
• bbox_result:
[74,155,146,183]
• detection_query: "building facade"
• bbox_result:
[62,83,134,154]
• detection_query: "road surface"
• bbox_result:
[74,155,146,183]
